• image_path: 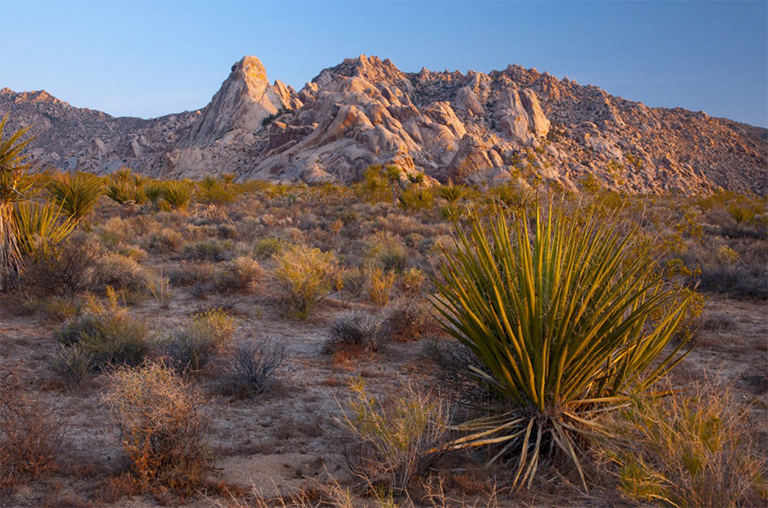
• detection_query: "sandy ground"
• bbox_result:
[0,289,766,507]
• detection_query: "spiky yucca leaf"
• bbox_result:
[432,204,693,491]
[13,200,77,260]
[0,115,40,291]
[47,172,103,223]
[162,180,193,211]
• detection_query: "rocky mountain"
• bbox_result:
[2,55,766,195]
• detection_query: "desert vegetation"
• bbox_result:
[0,120,766,507]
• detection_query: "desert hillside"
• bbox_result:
[2,55,766,195]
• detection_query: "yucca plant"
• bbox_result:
[47,171,104,224]
[0,116,40,291]
[162,180,193,211]
[438,181,469,204]
[13,201,78,260]
[143,183,169,212]
[432,204,693,491]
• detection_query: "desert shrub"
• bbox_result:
[161,180,194,211]
[146,273,173,309]
[93,253,151,293]
[52,344,93,387]
[382,298,435,342]
[159,309,235,374]
[601,382,765,507]
[367,231,408,272]
[103,362,211,490]
[368,267,396,307]
[253,237,285,260]
[335,378,449,493]
[21,232,101,296]
[327,311,386,352]
[219,340,286,398]
[22,295,82,322]
[46,171,103,223]
[53,293,149,371]
[167,261,216,286]
[339,266,368,303]
[399,267,426,297]
[432,204,693,491]
[0,369,64,485]
[143,228,184,253]
[216,256,263,293]
[183,239,234,262]
[273,244,337,318]
[727,200,759,224]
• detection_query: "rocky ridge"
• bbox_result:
[1,55,766,194]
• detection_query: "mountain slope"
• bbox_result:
[1,55,766,195]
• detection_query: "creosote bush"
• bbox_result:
[433,204,694,491]
[273,244,337,318]
[103,361,211,491]
[335,378,449,494]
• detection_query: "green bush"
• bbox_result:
[432,204,693,491]
[273,244,337,318]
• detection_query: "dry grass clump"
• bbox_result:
[159,308,235,374]
[600,381,766,507]
[335,378,449,494]
[0,369,64,486]
[53,291,149,375]
[219,340,286,398]
[327,311,386,353]
[103,361,211,491]
[273,244,337,318]
[367,267,396,307]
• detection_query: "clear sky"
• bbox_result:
[1,1,766,127]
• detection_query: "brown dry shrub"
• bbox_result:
[103,361,211,492]
[0,369,64,486]
[21,232,102,297]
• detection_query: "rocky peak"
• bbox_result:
[313,54,407,87]
[179,55,297,148]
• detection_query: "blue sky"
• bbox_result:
[1,1,766,127]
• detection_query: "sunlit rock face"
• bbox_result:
[1,54,766,195]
